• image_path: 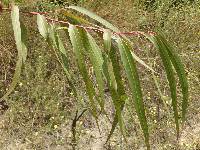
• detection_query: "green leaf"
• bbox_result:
[107,43,128,142]
[117,37,150,150]
[130,50,155,73]
[68,25,99,119]
[103,43,126,142]
[84,32,105,109]
[11,5,27,63]
[60,9,91,25]
[37,14,49,39]
[68,6,120,32]
[48,26,78,98]
[1,5,27,100]
[150,34,180,139]
[157,33,189,123]
[72,27,105,111]
[109,42,126,97]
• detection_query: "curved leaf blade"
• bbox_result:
[60,9,91,25]
[103,43,126,142]
[48,26,78,98]
[68,25,99,119]
[151,35,180,139]
[75,27,106,111]
[158,34,189,123]
[11,5,27,62]
[117,37,150,149]
[1,5,27,100]
[68,5,120,32]
[84,32,105,110]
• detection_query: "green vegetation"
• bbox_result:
[0,0,199,149]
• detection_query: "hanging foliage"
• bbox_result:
[1,5,189,150]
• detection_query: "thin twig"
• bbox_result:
[71,109,87,150]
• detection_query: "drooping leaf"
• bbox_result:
[71,27,105,111]
[1,5,27,100]
[11,5,27,63]
[48,26,77,97]
[102,42,126,142]
[130,50,155,73]
[68,25,99,120]
[11,5,21,51]
[109,42,126,97]
[106,42,128,142]
[84,32,105,109]
[144,47,170,113]
[158,33,189,123]
[117,37,150,150]
[149,34,180,139]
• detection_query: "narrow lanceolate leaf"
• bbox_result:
[151,35,180,139]
[48,26,77,97]
[117,37,150,150]
[1,5,27,100]
[105,83,126,143]
[83,32,105,110]
[68,6,120,32]
[158,34,189,123]
[37,14,49,39]
[108,43,128,141]
[68,25,98,119]
[103,41,126,142]
[60,9,91,25]
[109,43,126,97]
[11,5,27,63]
